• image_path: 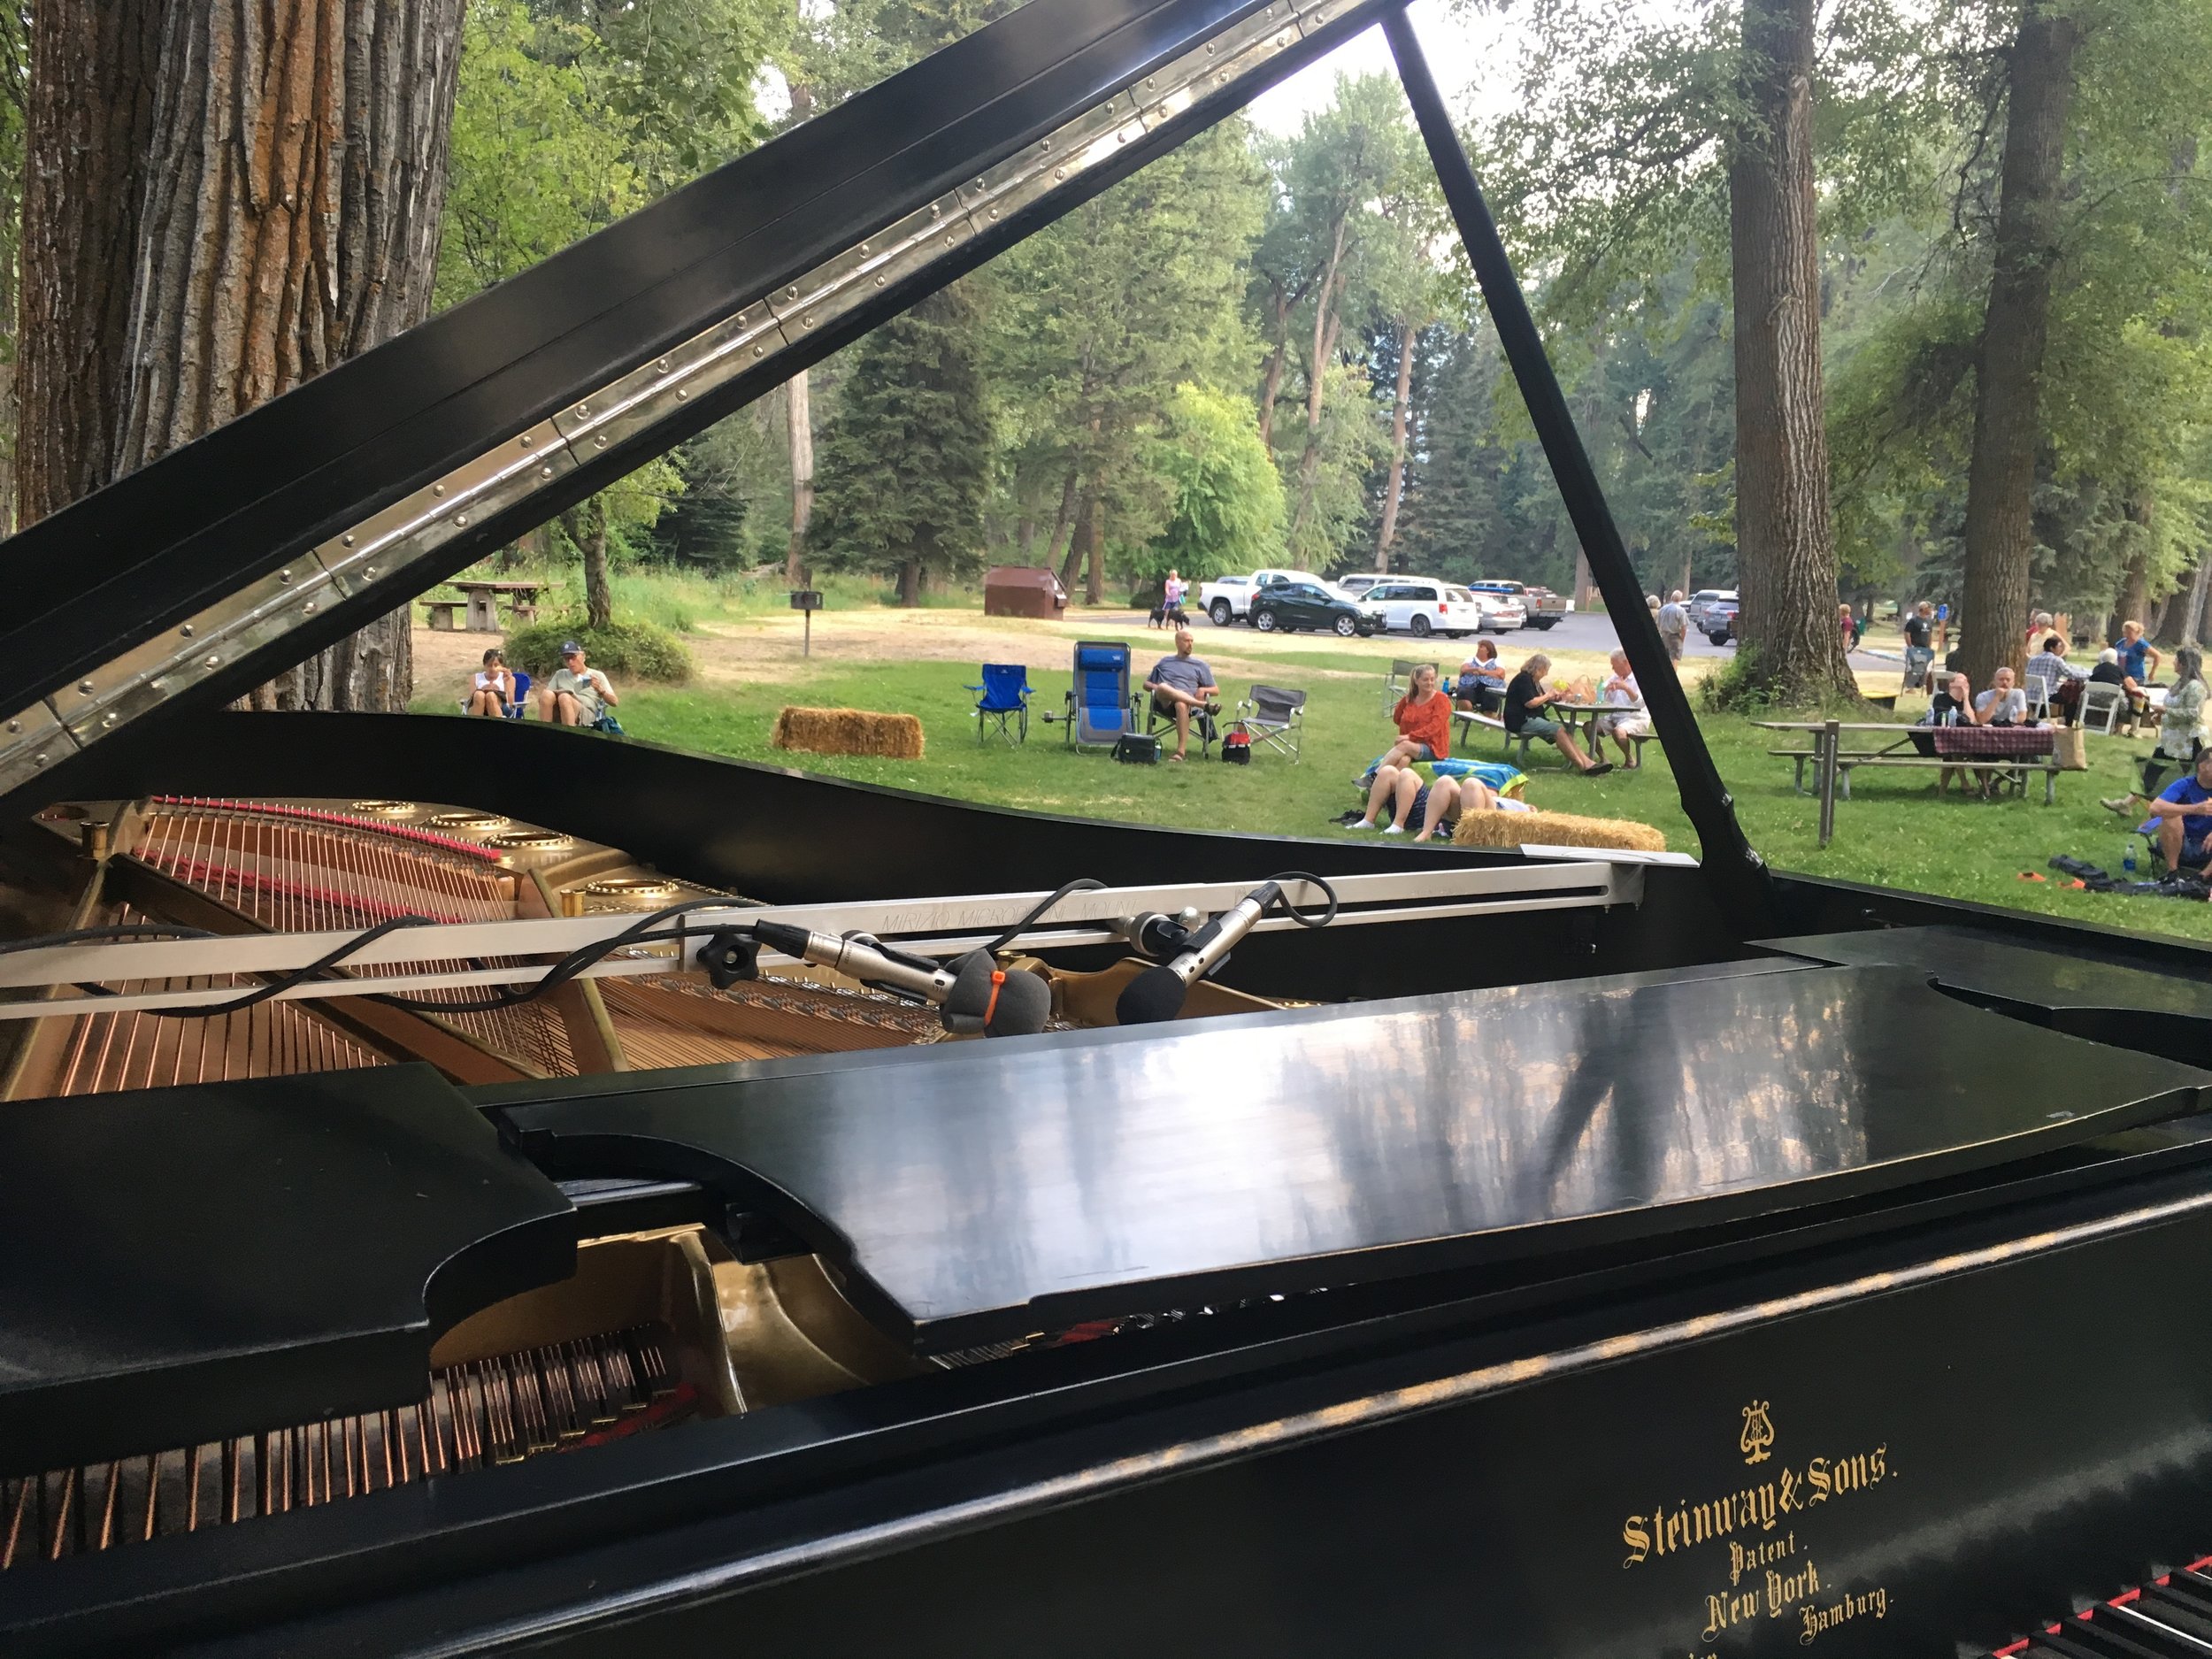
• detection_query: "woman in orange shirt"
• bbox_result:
[1381,664,1453,771]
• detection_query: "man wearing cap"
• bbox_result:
[540,641,620,728]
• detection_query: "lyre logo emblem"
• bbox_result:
[1740,1400,1776,1465]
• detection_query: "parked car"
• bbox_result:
[1333,572,1384,601]
[1465,580,1567,629]
[1201,568,1342,626]
[1248,580,1371,637]
[1356,579,1494,639]
[1687,589,1740,644]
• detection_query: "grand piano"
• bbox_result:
[4,3,2212,1655]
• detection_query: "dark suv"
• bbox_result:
[1248,581,1371,637]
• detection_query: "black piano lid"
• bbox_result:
[495,963,2211,1354]
[1762,924,2212,1069]
[0,1066,574,1478]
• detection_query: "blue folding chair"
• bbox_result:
[504,669,533,718]
[1064,641,1139,750]
[966,663,1033,746]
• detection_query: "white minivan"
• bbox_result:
[1357,578,1491,639]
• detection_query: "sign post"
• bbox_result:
[789,588,822,657]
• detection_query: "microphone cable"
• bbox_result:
[1261,871,1339,930]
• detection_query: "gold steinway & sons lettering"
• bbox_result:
[1619,1443,1887,1568]
[1617,1402,1895,1654]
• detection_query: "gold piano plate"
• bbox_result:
[349,799,419,817]
[428,811,511,833]
[582,876,680,902]
[488,829,575,854]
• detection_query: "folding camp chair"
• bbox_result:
[503,670,533,718]
[966,663,1033,746]
[1237,685,1307,762]
[1063,641,1140,750]
[2082,682,2126,735]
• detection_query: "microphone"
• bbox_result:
[940,949,1053,1038]
[750,921,957,1003]
[748,922,1049,1038]
[1115,881,1281,1025]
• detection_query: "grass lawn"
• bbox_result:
[413,605,2212,946]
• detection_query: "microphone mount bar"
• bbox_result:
[0,858,1642,1020]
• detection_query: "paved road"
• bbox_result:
[1121,604,1899,677]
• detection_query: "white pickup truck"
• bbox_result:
[1200,568,1340,626]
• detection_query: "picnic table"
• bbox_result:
[431,579,549,633]
[1759,718,2064,847]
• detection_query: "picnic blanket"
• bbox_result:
[1930,726,2054,760]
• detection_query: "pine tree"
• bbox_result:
[808,283,995,604]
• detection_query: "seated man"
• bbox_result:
[2135,748,2212,875]
[1143,626,1218,762]
[1972,664,2027,726]
[1502,652,1610,776]
[1593,649,1650,767]
[1455,640,1507,713]
[465,648,511,718]
[539,641,620,728]
[2024,634,2081,720]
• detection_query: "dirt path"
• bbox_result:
[413,608,1699,696]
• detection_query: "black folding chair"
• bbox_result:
[1237,684,1307,762]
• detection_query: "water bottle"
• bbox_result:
[2123,837,2139,877]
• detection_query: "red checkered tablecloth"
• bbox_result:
[1930,726,2055,759]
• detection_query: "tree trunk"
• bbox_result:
[1571,544,1594,611]
[96,0,462,710]
[1373,320,1416,571]
[1041,465,1079,573]
[2185,553,2212,645]
[1959,2,2080,691]
[895,557,919,606]
[566,495,611,628]
[2116,539,2149,637]
[1083,493,1104,604]
[1292,250,1347,539]
[17,0,168,527]
[1727,0,1850,701]
[784,369,814,586]
[1056,488,1091,592]
[1256,287,1291,452]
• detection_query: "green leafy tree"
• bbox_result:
[1140,383,1284,586]
[807,283,995,604]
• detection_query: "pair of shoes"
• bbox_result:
[1582,762,1615,777]
[2100,795,2139,815]
[1381,824,1406,835]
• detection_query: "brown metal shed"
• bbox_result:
[984,565,1068,618]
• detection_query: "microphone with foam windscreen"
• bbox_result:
[747,921,1049,1037]
[940,950,1053,1038]
[1115,880,1283,1025]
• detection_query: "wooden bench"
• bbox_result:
[423,600,460,630]
[1467,709,1658,769]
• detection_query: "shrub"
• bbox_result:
[1697,641,1775,715]
[503,615,694,683]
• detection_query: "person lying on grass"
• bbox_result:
[1379,664,1454,771]
[1354,762,1532,837]
[1502,652,1611,776]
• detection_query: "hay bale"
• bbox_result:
[772,706,925,760]
[1452,808,1666,854]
